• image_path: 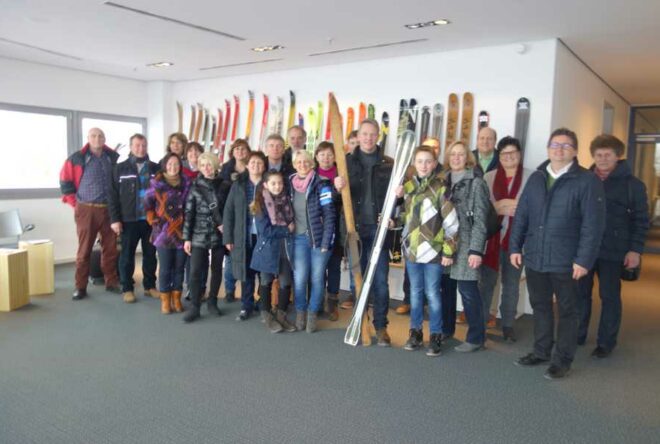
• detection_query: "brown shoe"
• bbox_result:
[457,311,467,324]
[340,300,354,310]
[395,304,410,315]
[327,293,339,321]
[160,292,172,314]
[376,328,391,347]
[486,314,497,329]
[145,288,160,299]
[123,291,136,304]
[171,290,184,313]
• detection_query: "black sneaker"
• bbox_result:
[404,329,423,351]
[207,302,222,316]
[591,346,612,359]
[224,291,235,303]
[544,365,570,380]
[72,288,88,300]
[236,309,251,321]
[502,327,517,343]
[104,285,121,294]
[426,333,442,357]
[182,307,201,323]
[515,353,549,367]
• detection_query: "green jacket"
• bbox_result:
[401,173,459,263]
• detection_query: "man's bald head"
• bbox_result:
[87,128,106,152]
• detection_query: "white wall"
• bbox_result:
[169,39,558,170]
[0,57,149,262]
[551,43,630,166]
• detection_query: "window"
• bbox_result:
[0,103,146,199]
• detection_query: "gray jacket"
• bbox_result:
[447,168,490,281]
[222,173,253,281]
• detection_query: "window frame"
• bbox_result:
[0,102,147,200]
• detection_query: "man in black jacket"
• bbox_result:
[577,135,649,358]
[109,134,160,303]
[334,119,394,346]
[473,127,499,176]
[510,127,605,380]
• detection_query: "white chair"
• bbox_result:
[0,209,34,248]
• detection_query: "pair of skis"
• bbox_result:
[329,93,416,347]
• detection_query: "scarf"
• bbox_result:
[163,172,181,188]
[291,170,315,193]
[263,189,294,226]
[317,165,337,181]
[484,164,523,270]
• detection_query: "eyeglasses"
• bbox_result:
[548,142,575,150]
[499,151,519,158]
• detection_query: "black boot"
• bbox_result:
[207,294,222,316]
[277,286,291,313]
[183,306,201,323]
[404,329,423,351]
[426,333,442,357]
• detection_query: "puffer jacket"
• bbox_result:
[144,173,191,249]
[509,160,605,273]
[401,173,459,263]
[590,160,649,261]
[183,174,231,249]
[288,172,336,250]
[345,146,394,228]
[250,212,293,275]
[59,144,119,207]
[447,168,490,281]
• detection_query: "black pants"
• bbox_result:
[189,246,224,308]
[578,259,623,351]
[119,220,157,292]
[526,268,580,368]
[441,274,457,336]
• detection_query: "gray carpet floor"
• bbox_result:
[1,261,660,444]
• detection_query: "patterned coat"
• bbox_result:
[144,173,191,249]
[401,173,459,263]
[447,168,491,281]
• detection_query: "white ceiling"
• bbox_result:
[1,0,660,104]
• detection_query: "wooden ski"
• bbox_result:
[176,101,183,133]
[231,95,240,142]
[459,92,474,147]
[258,94,269,151]
[193,103,204,142]
[445,94,459,150]
[358,102,367,123]
[245,91,255,142]
[324,93,332,141]
[328,93,371,346]
[188,105,196,141]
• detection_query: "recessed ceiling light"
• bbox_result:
[405,19,450,29]
[147,61,174,67]
[252,45,285,52]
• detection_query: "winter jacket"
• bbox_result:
[222,173,257,281]
[473,149,499,176]
[59,144,119,207]
[250,212,293,275]
[509,160,606,273]
[219,157,242,182]
[345,146,394,227]
[447,168,491,281]
[182,174,231,249]
[401,173,459,263]
[109,155,160,223]
[288,173,336,250]
[590,160,649,262]
[144,173,191,249]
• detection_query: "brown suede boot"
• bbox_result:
[160,291,172,314]
[326,293,339,321]
[171,290,184,313]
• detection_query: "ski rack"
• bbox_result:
[344,128,416,346]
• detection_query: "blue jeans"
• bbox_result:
[407,261,443,334]
[293,234,331,312]
[478,249,523,327]
[457,280,485,345]
[358,224,391,330]
[156,247,186,292]
[224,255,236,293]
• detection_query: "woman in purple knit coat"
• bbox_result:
[144,153,191,314]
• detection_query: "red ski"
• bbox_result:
[258,94,270,151]
[221,99,230,159]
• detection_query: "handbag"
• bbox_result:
[621,178,641,281]
[466,179,500,238]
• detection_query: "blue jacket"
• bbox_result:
[590,160,649,262]
[509,160,605,273]
[288,173,336,250]
[250,212,292,275]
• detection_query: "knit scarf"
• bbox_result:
[317,165,337,181]
[291,170,315,193]
[163,172,181,188]
[263,189,294,226]
[484,164,523,270]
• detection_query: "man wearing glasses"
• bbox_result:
[509,128,605,380]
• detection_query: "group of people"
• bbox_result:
[59,119,649,380]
